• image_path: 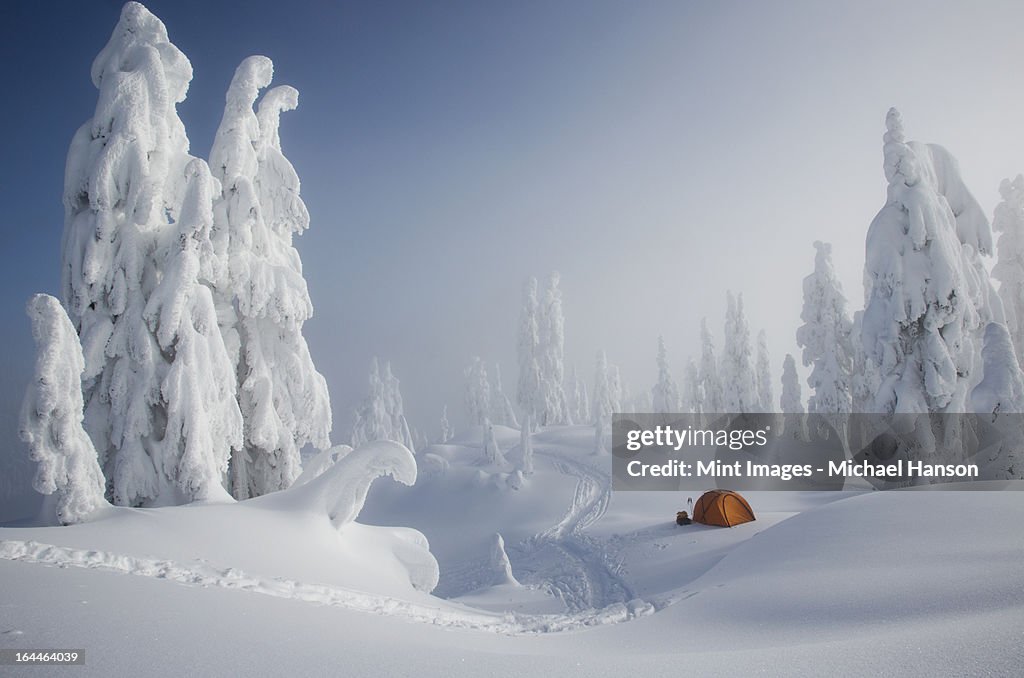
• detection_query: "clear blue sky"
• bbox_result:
[3,0,1024,482]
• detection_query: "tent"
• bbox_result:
[692,490,755,527]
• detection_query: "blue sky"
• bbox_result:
[3,0,1024,471]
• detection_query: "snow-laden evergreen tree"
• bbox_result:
[850,310,881,413]
[992,175,1024,366]
[144,159,243,502]
[755,330,774,413]
[482,418,506,465]
[591,350,615,427]
[60,2,197,505]
[465,357,492,427]
[210,57,331,498]
[536,272,569,425]
[567,364,589,425]
[862,108,1001,415]
[780,354,804,414]
[699,319,723,413]
[490,363,519,428]
[796,241,854,422]
[519,418,534,475]
[439,405,453,443]
[516,277,542,427]
[681,357,700,415]
[971,323,1024,416]
[609,365,624,414]
[720,293,758,413]
[652,336,681,413]
[351,358,414,452]
[20,294,108,524]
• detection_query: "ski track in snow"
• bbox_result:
[0,540,652,635]
[508,450,641,613]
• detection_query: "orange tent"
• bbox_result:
[692,490,755,527]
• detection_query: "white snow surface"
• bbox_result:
[3,424,1022,676]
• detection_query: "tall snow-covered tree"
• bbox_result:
[482,418,507,465]
[352,358,413,452]
[720,293,758,413]
[797,241,854,421]
[862,108,1000,415]
[992,175,1024,366]
[780,353,804,415]
[516,277,542,427]
[971,323,1024,416]
[652,336,681,413]
[537,272,569,425]
[145,159,243,502]
[519,420,534,475]
[591,350,615,426]
[465,357,492,427]
[490,363,519,427]
[381,362,415,453]
[681,358,700,415]
[60,2,196,505]
[567,364,589,425]
[755,330,774,413]
[211,58,331,498]
[20,294,108,524]
[439,405,453,443]
[699,319,723,413]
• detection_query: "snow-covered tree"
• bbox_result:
[699,319,723,413]
[780,353,804,415]
[796,242,854,422]
[352,358,413,452]
[490,363,519,427]
[992,175,1024,366]
[145,159,243,502]
[755,330,774,413]
[211,58,331,499]
[720,293,758,413]
[439,405,453,443]
[516,277,542,427]
[681,358,700,415]
[567,364,589,425]
[652,336,681,413]
[536,272,569,425]
[60,2,197,506]
[850,311,880,414]
[519,418,534,475]
[971,323,1024,416]
[591,350,613,426]
[862,108,1000,415]
[465,357,491,427]
[20,294,108,524]
[482,418,506,465]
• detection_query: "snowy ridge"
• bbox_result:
[0,539,652,635]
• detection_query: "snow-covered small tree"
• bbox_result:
[567,364,589,425]
[755,330,774,413]
[382,361,415,453]
[490,363,519,427]
[681,357,700,415]
[720,293,758,413]
[482,418,507,465]
[20,294,108,524]
[465,357,491,427]
[439,405,453,443]
[519,418,534,475]
[992,175,1024,366]
[797,241,853,422]
[699,319,723,413]
[537,272,569,425]
[780,354,804,415]
[652,336,681,413]
[144,159,243,502]
[516,277,542,427]
[971,323,1024,416]
[352,358,389,449]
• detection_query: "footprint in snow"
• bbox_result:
[2,629,24,635]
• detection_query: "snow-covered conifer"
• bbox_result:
[780,354,804,415]
[862,108,999,414]
[797,242,853,422]
[537,272,569,425]
[20,295,108,524]
[465,357,491,427]
[652,336,681,413]
[213,62,331,498]
[382,362,415,453]
[439,405,453,443]
[567,364,589,425]
[681,358,700,415]
[60,2,196,505]
[516,277,542,427]
[352,358,389,449]
[145,159,243,502]
[490,363,519,428]
[720,293,757,413]
[971,323,1024,416]
[592,350,614,426]
[482,418,506,465]
[519,416,534,475]
[699,319,722,413]
[992,175,1024,365]
[755,330,774,413]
